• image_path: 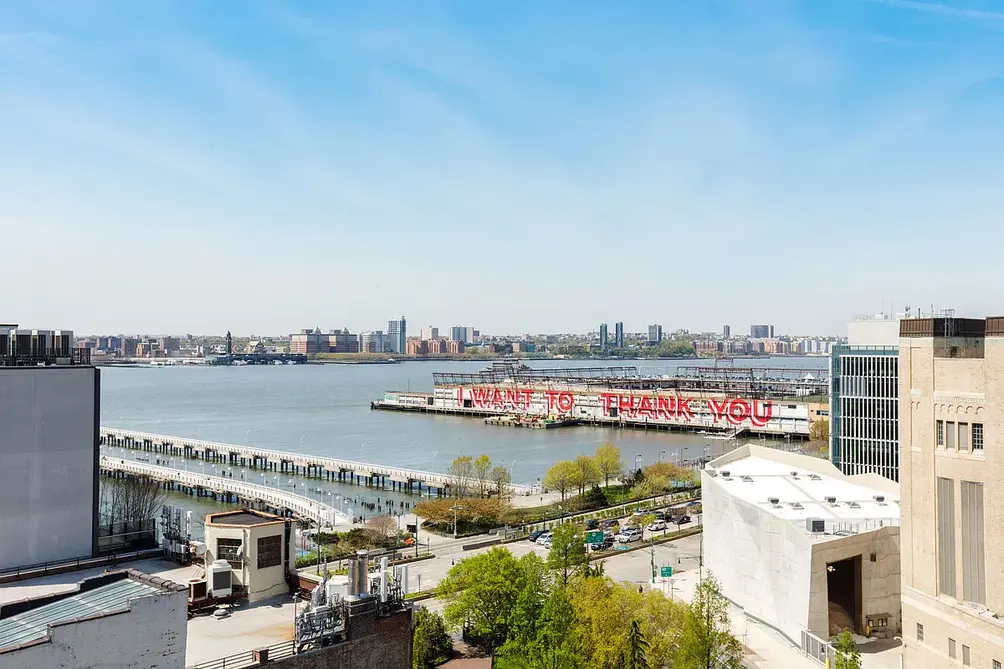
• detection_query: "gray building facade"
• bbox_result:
[615,322,624,348]
[599,323,608,350]
[387,317,406,354]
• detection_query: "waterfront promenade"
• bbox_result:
[100,456,352,526]
[100,427,533,496]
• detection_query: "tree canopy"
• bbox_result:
[546,522,588,587]
[594,443,624,487]
[543,460,579,501]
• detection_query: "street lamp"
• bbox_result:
[659,450,666,463]
[299,434,307,448]
[360,442,369,460]
[197,423,206,440]
[450,505,465,539]
[245,428,258,448]
[509,459,520,481]
[635,454,642,473]
[431,449,442,471]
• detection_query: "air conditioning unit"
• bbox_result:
[806,519,825,533]
[208,559,233,598]
[790,471,799,478]
[188,578,208,602]
[825,496,837,504]
[873,495,886,503]
[768,497,780,505]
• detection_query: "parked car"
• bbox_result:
[669,515,691,525]
[616,527,644,544]
[647,520,667,532]
[528,529,546,542]
[601,519,620,532]
[652,511,667,521]
[536,532,553,545]
[589,537,615,551]
[543,538,553,550]
[686,500,701,507]
[585,519,600,530]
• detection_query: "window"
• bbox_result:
[992,659,1000,669]
[973,423,984,451]
[949,638,957,659]
[961,481,986,605]
[938,477,957,597]
[257,535,283,569]
[217,538,243,569]
[962,644,970,666]
[937,420,945,447]
[916,622,924,642]
[947,422,956,449]
[959,423,970,451]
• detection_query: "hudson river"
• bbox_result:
[99,357,825,533]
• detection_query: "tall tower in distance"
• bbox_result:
[225,331,232,356]
[388,317,407,354]
[599,323,609,350]
[723,325,731,338]
[615,322,624,348]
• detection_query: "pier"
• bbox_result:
[99,427,533,496]
[99,456,351,527]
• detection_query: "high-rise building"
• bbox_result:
[899,315,1004,669]
[615,322,624,348]
[290,327,325,354]
[1,325,99,571]
[750,324,775,338]
[328,328,359,353]
[647,324,663,344]
[420,326,439,341]
[723,325,731,338]
[599,323,609,350]
[830,313,904,482]
[388,317,406,354]
[359,331,384,353]
[449,326,476,344]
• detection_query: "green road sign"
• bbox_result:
[585,531,605,544]
[660,566,673,578]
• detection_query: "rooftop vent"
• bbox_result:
[791,502,804,510]
[806,519,825,533]
[707,470,718,478]
[741,475,753,483]
[768,497,780,505]
[825,496,837,505]
[790,471,799,478]
[873,495,885,503]
[848,502,861,509]
[721,470,730,478]
[809,474,822,481]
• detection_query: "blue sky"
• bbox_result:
[3,0,1004,336]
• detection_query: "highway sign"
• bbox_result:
[660,566,673,578]
[585,531,605,544]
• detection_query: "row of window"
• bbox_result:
[216,535,284,570]
[936,421,984,452]
[917,623,999,667]
[840,414,899,442]
[936,478,986,604]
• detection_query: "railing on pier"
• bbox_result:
[190,639,296,669]
[100,457,351,526]
[100,427,532,494]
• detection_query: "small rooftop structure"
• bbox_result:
[206,509,286,528]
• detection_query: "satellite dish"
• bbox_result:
[194,542,207,556]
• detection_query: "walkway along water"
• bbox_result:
[100,427,533,496]
[99,456,352,527]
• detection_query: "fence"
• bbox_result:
[800,630,836,666]
[0,548,163,584]
[190,639,296,669]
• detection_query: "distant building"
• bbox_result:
[0,325,98,571]
[158,336,180,355]
[830,313,905,483]
[0,569,188,669]
[450,326,476,344]
[723,325,731,338]
[406,339,427,356]
[245,340,265,355]
[750,324,775,338]
[388,317,406,354]
[599,323,608,350]
[359,331,385,353]
[420,326,439,341]
[446,339,465,355]
[120,337,138,356]
[615,322,624,348]
[328,329,359,353]
[647,324,663,344]
[290,328,325,355]
[512,341,536,354]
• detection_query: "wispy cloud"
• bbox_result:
[865,0,1004,21]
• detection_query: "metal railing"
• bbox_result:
[800,630,836,666]
[0,548,162,584]
[0,348,91,367]
[189,639,295,669]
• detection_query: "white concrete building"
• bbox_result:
[702,445,901,647]
[0,569,187,669]
[0,326,99,571]
[203,509,295,603]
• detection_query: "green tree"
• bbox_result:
[546,523,588,587]
[532,586,581,669]
[412,608,453,668]
[447,455,475,497]
[489,465,513,500]
[544,461,578,502]
[474,454,493,497]
[810,419,830,443]
[834,631,861,669]
[573,455,601,496]
[437,547,546,654]
[625,620,650,669]
[594,443,624,487]
[675,574,743,669]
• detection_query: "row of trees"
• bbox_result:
[445,454,513,499]
[543,443,624,501]
[423,534,744,669]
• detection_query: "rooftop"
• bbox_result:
[207,509,286,527]
[0,570,182,651]
[705,445,899,539]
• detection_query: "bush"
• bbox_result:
[413,608,453,668]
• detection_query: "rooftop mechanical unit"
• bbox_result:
[208,559,233,598]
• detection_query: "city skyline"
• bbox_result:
[4,1,1004,333]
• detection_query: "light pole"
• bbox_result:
[197,423,206,440]
[659,450,666,463]
[299,434,307,449]
[360,442,369,460]
[245,427,258,448]
[635,454,642,474]
[450,505,464,539]
[431,449,442,471]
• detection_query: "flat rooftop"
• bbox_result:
[0,570,180,651]
[705,445,900,536]
[207,510,285,526]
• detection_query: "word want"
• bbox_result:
[458,386,774,425]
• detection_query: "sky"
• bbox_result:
[3,0,1004,337]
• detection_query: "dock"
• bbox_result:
[484,415,581,429]
[100,456,351,527]
[99,427,532,496]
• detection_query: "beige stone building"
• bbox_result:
[899,316,1004,668]
[203,509,296,603]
